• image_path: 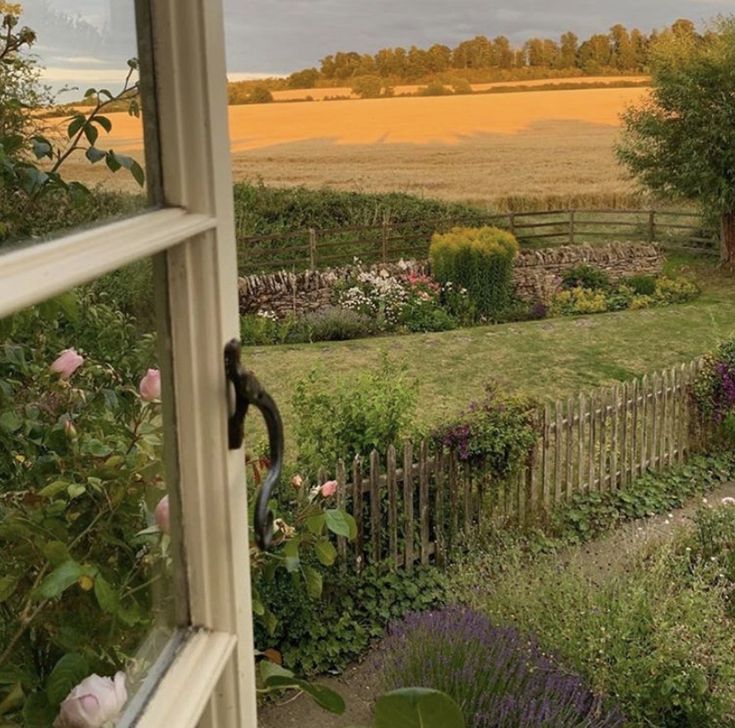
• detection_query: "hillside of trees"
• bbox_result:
[228,18,699,101]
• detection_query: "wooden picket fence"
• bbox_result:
[329,358,708,572]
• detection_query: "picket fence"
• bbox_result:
[326,358,707,572]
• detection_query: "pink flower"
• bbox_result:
[154,495,170,534]
[50,349,84,380]
[54,672,127,728]
[138,368,161,402]
[320,480,338,498]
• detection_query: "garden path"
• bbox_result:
[257,481,735,728]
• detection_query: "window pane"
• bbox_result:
[0,1,152,254]
[0,257,179,726]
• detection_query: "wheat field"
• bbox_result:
[64,84,649,204]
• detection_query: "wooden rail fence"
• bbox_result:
[238,209,718,274]
[328,358,707,572]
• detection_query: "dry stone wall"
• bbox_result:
[239,242,664,316]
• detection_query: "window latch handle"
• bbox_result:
[224,338,284,550]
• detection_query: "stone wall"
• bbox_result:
[513,242,664,304]
[238,242,664,316]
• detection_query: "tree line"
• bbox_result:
[283,19,698,89]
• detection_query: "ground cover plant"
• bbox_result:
[467,502,735,727]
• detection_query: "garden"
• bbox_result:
[3,7,735,728]
[240,225,700,346]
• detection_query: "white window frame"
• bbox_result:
[0,0,258,726]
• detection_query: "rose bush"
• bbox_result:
[0,292,170,726]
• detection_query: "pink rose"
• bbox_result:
[54,672,127,728]
[320,480,338,498]
[154,495,170,534]
[50,349,84,380]
[138,368,161,402]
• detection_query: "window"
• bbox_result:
[0,1,257,726]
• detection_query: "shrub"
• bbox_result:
[624,274,657,296]
[430,226,518,318]
[258,565,447,675]
[476,534,735,727]
[550,287,608,315]
[433,383,538,479]
[561,264,611,291]
[400,299,457,333]
[292,356,416,472]
[248,85,273,104]
[352,75,384,99]
[693,340,735,440]
[654,275,700,304]
[418,81,452,96]
[289,306,377,342]
[240,311,283,345]
[379,607,626,728]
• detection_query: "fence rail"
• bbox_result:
[238,209,718,274]
[327,358,707,572]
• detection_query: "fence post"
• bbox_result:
[381,219,389,263]
[569,209,575,245]
[308,227,317,270]
[647,211,656,243]
[509,212,516,237]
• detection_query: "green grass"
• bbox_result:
[245,253,734,454]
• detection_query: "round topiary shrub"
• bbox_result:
[429,226,519,318]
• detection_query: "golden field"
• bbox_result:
[63,83,650,205]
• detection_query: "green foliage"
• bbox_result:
[475,514,735,727]
[624,274,657,296]
[617,17,735,261]
[371,689,465,728]
[248,86,274,104]
[433,383,539,480]
[292,356,416,472]
[0,293,169,723]
[418,81,452,96]
[550,453,735,544]
[233,182,492,238]
[430,226,519,318]
[256,563,447,675]
[561,264,611,291]
[693,340,735,442]
[0,9,145,244]
[551,275,700,317]
[351,75,386,99]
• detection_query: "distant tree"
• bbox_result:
[617,18,735,267]
[610,24,637,71]
[559,32,579,68]
[578,33,613,72]
[426,44,452,72]
[248,86,273,104]
[418,81,451,96]
[448,77,472,94]
[493,36,514,69]
[630,28,649,70]
[287,68,319,89]
[351,75,383,99]
[525,38,545,67]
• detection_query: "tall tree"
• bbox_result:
[559,31,579,68]
[617,18,735,267]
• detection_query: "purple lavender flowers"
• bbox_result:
[379,607,625,727]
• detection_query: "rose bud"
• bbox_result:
[54,672,127,728]
[50,349,84,380]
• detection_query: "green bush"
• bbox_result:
[400,299,457,333]
[290,306,377,342]
[292,356,417,473]
[256,564,447,675]
[624,274,657,296]
[429,226,518,318]
[561,264,611,291]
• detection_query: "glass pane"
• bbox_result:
[0,257,179,726]
[0,1,151,253]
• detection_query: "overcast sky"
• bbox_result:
[15,0,735,93]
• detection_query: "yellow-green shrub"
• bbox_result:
[654,276,700,304]
[550,287,608,316]
[429,226,519,317]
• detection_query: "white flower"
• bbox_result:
[722,497,735,506]
[54,673,127,728]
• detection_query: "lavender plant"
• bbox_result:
[379,607,626,728]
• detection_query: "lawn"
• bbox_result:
[245,253,734,453]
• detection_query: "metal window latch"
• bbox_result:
[224,338,284,550]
